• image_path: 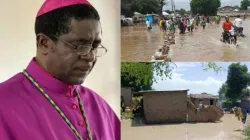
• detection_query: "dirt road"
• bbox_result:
[121,114,246,140]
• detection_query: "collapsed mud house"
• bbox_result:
[133,90,224,124]
[188,93,219,107]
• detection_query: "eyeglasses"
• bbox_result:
[51,35,107,57]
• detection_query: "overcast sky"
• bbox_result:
[152,62,250,95]
[163,0,242,11]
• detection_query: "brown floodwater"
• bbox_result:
[121,19,250,62]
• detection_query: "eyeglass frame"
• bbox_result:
[50,34,107,57]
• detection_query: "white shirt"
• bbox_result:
[187,18,194,27]
[146,21,151,27]
[234,18,243,27]
[166,20,170,28]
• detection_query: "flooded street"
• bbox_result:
[121,114,245,140]
[121,19,250,62]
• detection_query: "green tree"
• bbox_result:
[186,11,191,15]
[225,63,250,104]
[157,0,169,15]
[202,62,226,72]
[131,0,161,15]
[121,0,134,17]
[121,0,163,17]
[242,88,250,97]
[164,10,173,14]
[218,83,227,101]
[218,83,232,105]
[233,5,240,9]
[218,83,233,107]
[121,62,153,92]
[176,8,187,15]
[121,62,174,91]
[240,0,250,10]
[190,0,221,16]
[121,62,225,92]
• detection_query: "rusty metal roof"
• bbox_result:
[217,6,235,10]
[133,89,189,95]
[188,93,218,99]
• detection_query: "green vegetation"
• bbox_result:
[176,9,190,15]
[121,62,174,92]
[190,0,221,16]
[219,63,250,106]
[121,62,225,92]
[121,0,249,18]
[121,0,165,17]
[240,0,250,10]
[121,111,133,120]
[243,126,250,139]
[233,5,240,9]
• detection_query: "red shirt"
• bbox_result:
[223,21,232,31]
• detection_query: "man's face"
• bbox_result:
[46,19,101,85]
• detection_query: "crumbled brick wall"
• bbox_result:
[187,101,224,122]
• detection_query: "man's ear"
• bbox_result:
[36,33,53,55]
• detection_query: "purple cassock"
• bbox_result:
[0,59,120,140]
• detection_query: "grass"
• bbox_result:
[121,111,133,120]
[243,126,250,140]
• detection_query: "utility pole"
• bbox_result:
[170,0,175,14]
[189,0,191,14]
[173,0,175,13]
[171,0,174,12]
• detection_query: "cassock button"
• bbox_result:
[65,92,71,97]
[78,121,84,126]
[72,104,78,110]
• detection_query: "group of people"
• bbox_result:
[155,14,215,34]
[178,15,214,34]
[159,18,176,33]
[147,15,214,33]
[156,14,246,45]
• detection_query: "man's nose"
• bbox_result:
[79,51,95,62]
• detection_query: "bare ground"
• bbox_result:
[122,114,246,140]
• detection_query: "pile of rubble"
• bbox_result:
[151,31,176,62]
[187,100,224,122]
